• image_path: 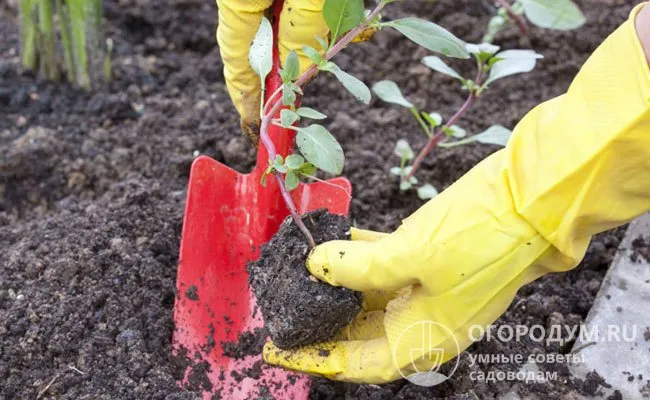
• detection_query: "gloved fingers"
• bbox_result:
[307,238,418,292]
[350,227,389,242]
[216,0,272,141]
[278,0,329,75]
[333,310,385,341]
[263,336,401,383]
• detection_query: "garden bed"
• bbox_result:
[0,0,639,398]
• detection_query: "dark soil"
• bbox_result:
[630,235,650,263]
[248,210,361,349]
[0,0,639,398]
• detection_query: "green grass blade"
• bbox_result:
[56,0,76,82]
[67,0,91,89]
[19,0,38,70]
[38,0,60,81]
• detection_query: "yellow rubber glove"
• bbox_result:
[216,0,328,141]
[264,4,650,383]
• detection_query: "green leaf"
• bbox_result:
[248,17,273,83]
[422,56,462,80]
[519,0,586,30]
[282,83,297,106]
[391,166,413,177]
[327,65,371,104]
[482,15,507,43]
[315,35,329,51]
[472,125,512,146]
[322,0,365,43]
[280,109,300,127]
[394,139,414,160]
[422,112,442,127]
[372,80,413,108]
[485,49,543,85]
[448,125,466,138]
[465,43,500,63]
[273,155,287,173]
[417,184,438,200]
[439,125,512,148]
[297,107,327,120]
[299,162,317,176]
[302,45,323,65]
[399,175,418,191]
[296,125,345,175]
[285,154,305,169]
[384,18,469,59]
[281,50,300,83]
[285,171,300,191]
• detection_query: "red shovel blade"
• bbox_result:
[172,2,352,398]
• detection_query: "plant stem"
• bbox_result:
[68,0,91,89]
[258,0,387,247]
[38,0,60,81]
[407,67,485,180]
[410,107,433,138]
[56,0,76,82]
[19,0,38,71]
[496,0,528,37]
[407,93,476,180]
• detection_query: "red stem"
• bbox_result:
[496,0,528,37]
[406,93,476,180]
[258,1,386,247]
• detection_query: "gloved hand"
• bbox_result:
[216,0,328,142]
[264,4,650,383]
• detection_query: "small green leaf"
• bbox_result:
[285,154,305,169]
[281,50,300,83]
[315,35,329,51]
[297,107,327,120]
[472,125,512,146]
[394,139,414,160]
[417,184,438,200]
[485,49,543,85]
[299,162,317,176]
[466,43,501,64]
[290,82,303,95]
[482,15,507,43]
[384,18,469,59]
[391,166,413,177]
[296,125,345,175]
[280,109,300,127]
[439,125,512,148]
[327,65,371,104]
[448,125,466,138]
[422,112,442,127]
[285,171,300,191]
[302,45,323,65]
[273,155,287,173]
[399,175,418,191]
[372,80,413,108]
[519,0,586,30]
[282,83,297,106]
[248,17,273,82]
[322,0,365,43]
[422,56,462,80]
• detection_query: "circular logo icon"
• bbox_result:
[392,320,460,387]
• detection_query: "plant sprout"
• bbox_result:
[248,0,469,246]
[483,0,586,43]
[19,0,109,90]
[373,43,542,198]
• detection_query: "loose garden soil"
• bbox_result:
[0,0,640,398]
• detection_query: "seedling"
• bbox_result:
[248,0,470,246]
[374,43,542,197]
[483,0,586,43]
[19,0,108,90]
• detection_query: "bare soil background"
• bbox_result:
[0,0,638,398]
